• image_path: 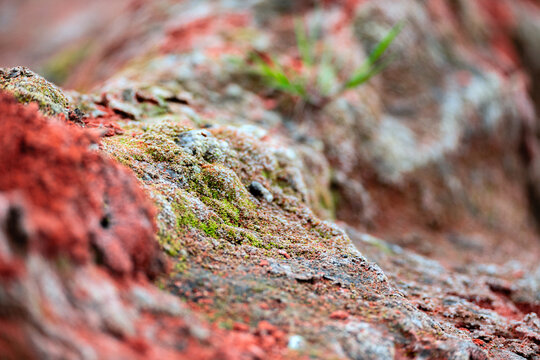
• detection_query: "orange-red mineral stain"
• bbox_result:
[0,92,164,278]
[329,310,349,320]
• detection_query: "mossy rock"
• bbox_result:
[191,164,255,212]
[0,66,70,116]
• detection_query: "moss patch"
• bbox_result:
[0,67,71,116]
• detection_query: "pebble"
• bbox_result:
[288,335,305,350]
[330,310,349,320]
[248,181,274,202]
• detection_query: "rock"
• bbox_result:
[176,129,231,163]
[0,66,71,116]
[287,335,305,351]
[329,310,349,320]
[248,181,274,202]
[333,322,395,360]
[0,93,163,277]
[1,0,540,359]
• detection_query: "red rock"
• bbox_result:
[0,92,164,278]
[247,344,265,359]
[330,310,349,320]
[473,339,485,346]
[277,250,290,259]
[233,322,250,332]
[257,320,276,334]
[259,259,269,266]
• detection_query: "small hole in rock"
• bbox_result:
[100,215,111,229]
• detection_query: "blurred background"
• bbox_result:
[0,0,147,89]
[1,0,539,98]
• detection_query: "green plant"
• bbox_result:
[250,20,404,109]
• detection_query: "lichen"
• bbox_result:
[191,164,255,211]
[0,66,71,116]
[99,103,353,262]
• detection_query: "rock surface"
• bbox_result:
[1,0,540,359]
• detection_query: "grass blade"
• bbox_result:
[295,18,313,67]
[252,53,306,97]
[367,21,404,66]
[344,55,396,89]
[343,22,403,90]
[316,47,337,96]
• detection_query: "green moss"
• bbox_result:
[145,137,180,162]
[200,219,220,238]
[175,202,202,229]
[173,257,188,274]
[170,192,226,240]
[221,225,273,249]
[0,67,70,116]
[262,169,274,180]
[102,136,150,169]
[102,117,327,257]
[243,232,268,249]
[140,122,191,162]
[161,232,182,257]
[201,196,240,225]
[190,165,255,214]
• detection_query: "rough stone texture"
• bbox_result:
[0,93,293,359]
[0,66,71,116]
[0,93,164,277]
[0,0,540,359]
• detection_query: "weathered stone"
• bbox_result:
[0,0,539,359]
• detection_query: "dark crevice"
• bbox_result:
[6,204,29,253]
[513,33,540,116]
[512,28,540,233]
[100,214,111,229]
